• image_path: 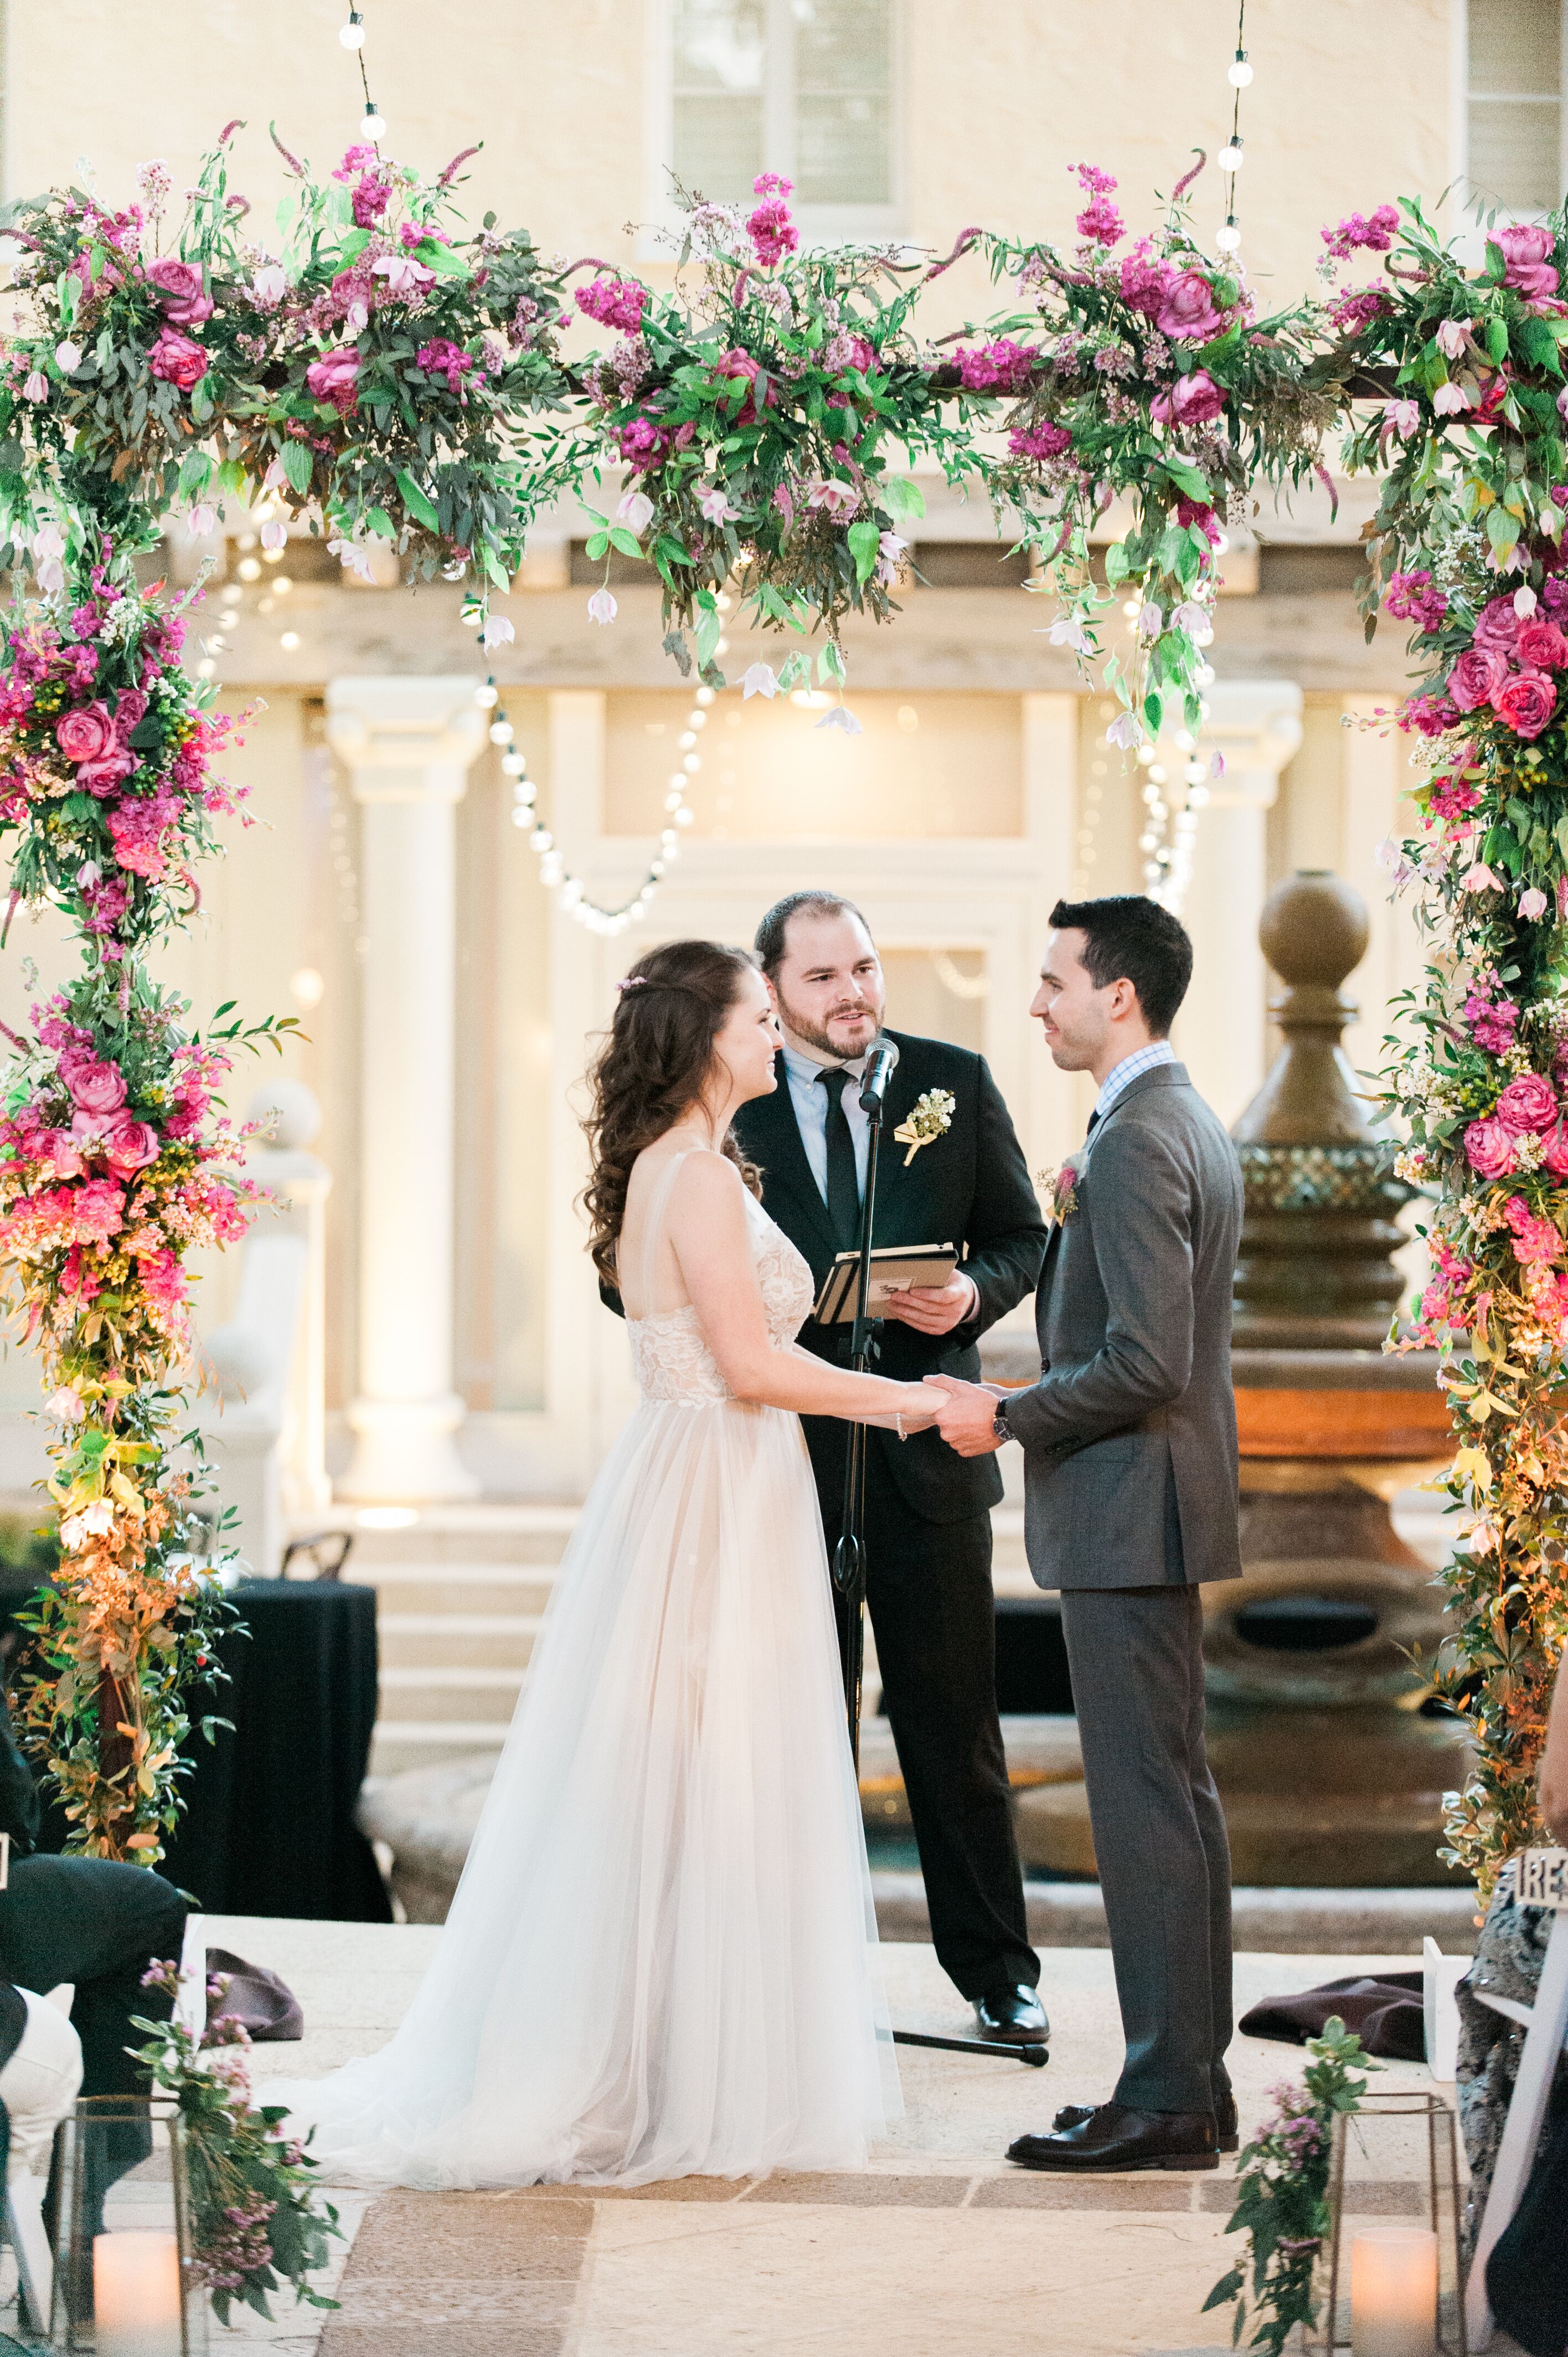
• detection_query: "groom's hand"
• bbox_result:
[925,1373,1005,1457]
[883,1273,978,1335]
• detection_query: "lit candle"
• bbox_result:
[1350,2226,1438,2357]
[93,2230,183,2357]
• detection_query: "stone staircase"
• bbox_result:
[349,1499,1038,1777]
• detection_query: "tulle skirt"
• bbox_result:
[269,1396,896,2187]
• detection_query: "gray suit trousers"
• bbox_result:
[1058,1585,1234,2113]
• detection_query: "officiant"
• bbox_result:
[737,891,1049,2045]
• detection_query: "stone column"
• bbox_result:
[1173,681,1303,1127]
[327,677,486,1500]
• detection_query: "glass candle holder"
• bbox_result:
[49,2097,206,2357]
[1312,2091,1466,2356]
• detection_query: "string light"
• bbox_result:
[338,3,385,142]
[339,9,365,47]
[478,676,707,933]
[1216,0,1248,253]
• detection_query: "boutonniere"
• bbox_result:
[893,1087,956,1168]
[1039,1160,1080,1225]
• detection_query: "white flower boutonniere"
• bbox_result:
[893,1087,956,1169]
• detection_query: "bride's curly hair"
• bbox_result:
[582,939,764,1284]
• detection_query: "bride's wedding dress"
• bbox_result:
[271,1151,894,2186]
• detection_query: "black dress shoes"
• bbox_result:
[1007,2101,1219,2172]
[973,1985,1050,2045]
[1051,2086,1239,2154]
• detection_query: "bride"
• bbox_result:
[273,938,938,2186]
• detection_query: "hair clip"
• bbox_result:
[616,976,648,994]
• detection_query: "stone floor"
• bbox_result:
[160,1912,1501,2357]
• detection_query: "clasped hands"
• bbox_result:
[885,1373,1008,1454]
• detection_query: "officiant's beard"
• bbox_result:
[773,985,881,1063]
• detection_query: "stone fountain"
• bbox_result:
[1018,869,1471,1886]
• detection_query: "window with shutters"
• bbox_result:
[659,0,899,238]
[1466,0,1566,214]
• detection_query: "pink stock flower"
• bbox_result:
[1156,270,1225,341]
[615,415,670,471]
[1320,204,1400,260]
[1518,616,1568,670]
[747,194,798,268]
[305,347,361,415]
[1149,368,1225,427]
[1075,193,1124,245]
[1495,1072,1560,1134]
[1384,570,1448,632]
[416,338,480,393]
[953,338,1039,393]
[350,171,393,228]
[574,277,648,335]
[66,1059,127,1118]
[145,258,213,325]
[1464,1117,1518,1180]
[1009,420,1073,460]
[1447,646,1509,711]
[1495,222,1560,302]
[1327,287,1393,334]
[1119,241,1173,317]
[55,702,117,764]
[147,330,208,390]
[1493,669,1557,740]
[1504,1196,1563,1265]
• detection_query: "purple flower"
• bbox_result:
[1320,205,1400,259]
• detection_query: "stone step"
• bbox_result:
[333,1504,580,1569]
[375,1665,523,1724]
[378,1614,543,1671]
[369,1722,510,1777]
[357,1564,558,1617]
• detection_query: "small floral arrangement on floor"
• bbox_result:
[133,1960,341,2328]
[1203,2016,1372,2356]
[570,172,976,696]
[970,159,1334,766]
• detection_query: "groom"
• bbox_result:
[737,891,1049,2045]
[930,896,1243,2173]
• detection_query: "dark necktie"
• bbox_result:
[1086,1108,1102,1138]
[817,1066,862,1247]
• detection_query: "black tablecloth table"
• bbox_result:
[154,1579,391,1922]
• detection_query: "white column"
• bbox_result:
[1173,680,1303,1127]
[327,676,486,1501]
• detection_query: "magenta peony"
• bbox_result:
[145,258,213,325]
[147,329,209,390]
[306,347,362,415]
[1473,596,1522,653]
[1464,1116,1518,1180]
[1495,221,1560,302]
[1150,368,1225,427]
[1447,646,1510,711]
[1156,270,1225,341]
[1518,616,1568,670]
[1119,241,1173,317]
[1495,1072,1560,1134]
[66,1059,128,1117]
[1493,668,1557,739]
[55,702,117,764]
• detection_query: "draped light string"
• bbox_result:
[477,676,705,933]
[1215,0,1251,255]
[337,3,385,144]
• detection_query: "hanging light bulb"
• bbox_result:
[363,99,386,142]
[1219,138,1244,175]
[1216,218,1242,254]
[1227,48,1252,86]
[339,9,366,47]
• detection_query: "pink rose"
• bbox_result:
[147,329,209,391]
[1518,616,1568,670]
[67,1059,128,1117]
[1493,668,1557,740]
[1543,1120,1568,1179]
[146,257,213,325]
[1464,1116,1518,1180]
[75,746,138,797]
[1149,368,1225,428]
[1495,222,1560,303]
[1472,596,1521,654]
[713,348,778,425]
[1155,269,1225,341]
[55,701,117,764]
[1447,645,1509,711]
[36,1129,84,1180]
[1495,1071,1560,1134]
[101,1114,161,1180]
[306,347,362,416]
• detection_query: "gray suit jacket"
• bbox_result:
[1004,1061,1244,1592]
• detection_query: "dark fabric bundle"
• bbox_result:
[1487,2083,1568,2357]
[1239,1971,1426,2061]
[204,1947,303,2042]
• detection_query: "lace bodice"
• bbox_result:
[628,1187,816,1405]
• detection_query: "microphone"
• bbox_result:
[858,1036,900,1114]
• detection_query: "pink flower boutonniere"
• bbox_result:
[1042,1161,1080,1225]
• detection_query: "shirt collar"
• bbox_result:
[782,1041,868,1084]
[1093,1039,1176,1123]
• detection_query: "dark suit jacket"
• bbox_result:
[1005,1060,1244,1589]
[733,1032,1047,1526]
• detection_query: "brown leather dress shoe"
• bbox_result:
[1007,2101,1219,2172]
[973,1985,1050,2046]
[1053,2087,1239,2154]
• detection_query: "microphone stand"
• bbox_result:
[830,1073,1046,2071]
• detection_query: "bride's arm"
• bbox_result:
[667,1155,936,1428]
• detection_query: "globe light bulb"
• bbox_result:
[1219,141,1244,174]
[1227,50,1252,86]
[1216,221,1242,254]
[363,101,385,142]
[339,11,365,47]
[474,682,498,708]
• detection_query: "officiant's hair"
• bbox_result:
[581,939,764,1283]
[1049,896,1193,1036]
[755,890,871,977]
